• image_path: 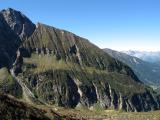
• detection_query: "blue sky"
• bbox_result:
[0,0,160,51]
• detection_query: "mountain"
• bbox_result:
[0,8,160,115]
[1,8,35,39]
[104,48,160,88]
[0,8,35,69]
[123,50,160,65]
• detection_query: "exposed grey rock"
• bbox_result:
[0,8,35,69]
[0,8,160,113]
[0,12,21,69]
[1,8,35,39]
[21,70,160,112]
[20,23,160,112]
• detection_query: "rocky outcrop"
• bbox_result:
[20,65,159,112]
[13,23,160,111]
[1,8,35,39]
[0,8,160,112]
[21,23,141,82]
[0,12,20,69]
[0,8,35,69]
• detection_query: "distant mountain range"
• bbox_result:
[104,48,160,88]
[122,50,160,65]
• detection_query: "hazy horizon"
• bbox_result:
[1,0,160,51]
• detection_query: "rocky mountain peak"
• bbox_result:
[0,8,35,39]
[0,8,160,112]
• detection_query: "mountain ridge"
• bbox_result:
[1,8,36,39]
[122,50,160,65]
[104,48,160,88]
[0,8,160,114]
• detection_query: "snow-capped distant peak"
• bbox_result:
[122,50,160,64]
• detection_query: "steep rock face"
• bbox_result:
[18,23,159,111]
[0,8,35,69]
[0,12,20,69]
[1,8,35,39]
[0,8,159,112]
[20,68,159,112]
[21,23,141,82]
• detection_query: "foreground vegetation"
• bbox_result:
[34,104,160,120]
[23,54,107,74]
[0,93,160,120]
